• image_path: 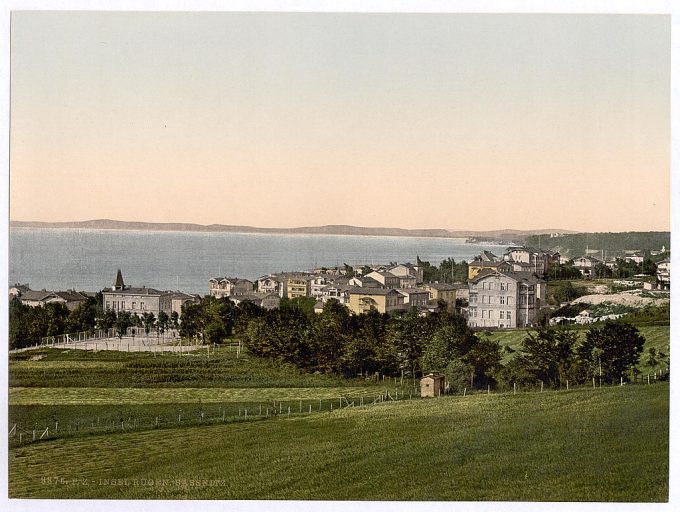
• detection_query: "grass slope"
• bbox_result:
[9,383,668,501]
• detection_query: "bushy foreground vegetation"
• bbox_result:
[9,383,668,500]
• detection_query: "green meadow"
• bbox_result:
[9,383,669,501]
[8,325,670,501]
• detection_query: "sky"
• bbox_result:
[9,11,671,232]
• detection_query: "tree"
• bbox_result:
[593,262,613,279]
[65,296,98,334]
[115,311,133,339]
[96,308,117,331]
[551,281,581,304]
[576,321,646,383]
[179,302,205,340]
[142,312,156,335]
[170,311,180,330]
[157,311,169,337]
[9,297,31,349]
[641,258,657,275]
[511,328,578,387]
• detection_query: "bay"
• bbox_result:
[9,228,503,295]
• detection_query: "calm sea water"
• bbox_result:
[9,228,504,295]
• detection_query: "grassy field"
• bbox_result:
[8,346,383,388]
[8,347,415,443]
[8,383,669,501]
[486,325,670,371]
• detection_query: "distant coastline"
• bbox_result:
[9,219,576,241]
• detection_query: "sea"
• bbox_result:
[9,228,506,295]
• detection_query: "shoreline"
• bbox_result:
[9,225,500,244]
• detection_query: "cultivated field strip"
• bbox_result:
[9,386,390,405]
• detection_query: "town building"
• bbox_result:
[503,247,558,277]
[319,284,351,304]
[623,251,645,264]
[17,289,68,308]
[365,271,400,289]
[396,288,430,309]
[388,263,424,284]
[170,292,200,317]
[657,258,670,289]
[102,270,173,318]
[257,273,313,298]
[346,287,404,315]
[422,282,458,310]
[14,287,89,311]
[572,256,601,279]
[256,275,283,296]
[286,275,312,299]
[467,270,546,329]
[208,277,254,298]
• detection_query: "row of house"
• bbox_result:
[208,262,462,316]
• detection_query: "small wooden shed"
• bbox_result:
[420,373,446,397]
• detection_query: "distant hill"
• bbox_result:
[10,219,577,241]
[525,232,670,259]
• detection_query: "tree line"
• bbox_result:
[8,294,179,349]
[10,292,658,391]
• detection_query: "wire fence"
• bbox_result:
[7,389,418,447]
[8,375,668,447]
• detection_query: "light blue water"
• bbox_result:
[9,228,504,295]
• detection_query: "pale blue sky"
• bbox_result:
[10,12,671,231]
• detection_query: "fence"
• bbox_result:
[10,329,199,354]
[7,388,418,447]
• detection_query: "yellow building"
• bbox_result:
[422,283,458,310]
[286,277,311,299]
[347,288,404,315]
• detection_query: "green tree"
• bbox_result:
[8,297,31,349]
[576,321,646,383]
[551,281,581,304]
[142,312,156,335]
[157,311,169,337]
[115,311,133,339]
[511,328,578,387]
[179,302,205,340]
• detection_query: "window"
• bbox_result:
[106,301,110,309]
[489,310,494,319]
[500,311,505,319]
[507,296,513,305]
[121,301,126,309]
[500,296,505,305]
[529,296,534,305]
[506,311,512,320]
[500,283,506,291]
[141,302,145,310]
[132,301,136,309]
[489,282,494,290]
[481,310,486,319]
[507,283,513,291]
